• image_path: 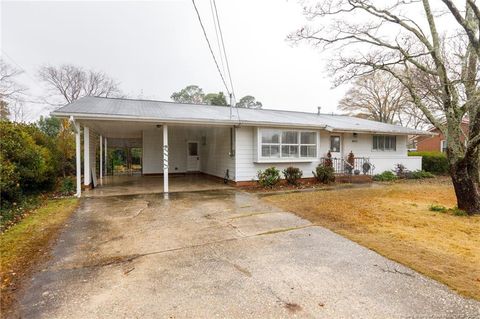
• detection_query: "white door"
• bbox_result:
[187,141,200,171]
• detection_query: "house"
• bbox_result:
[52,96,430,196]
[414,121,469,153]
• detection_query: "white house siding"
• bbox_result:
[142,125,235,180]
[142,126,194,174]
[142,128,164,174]
[234,126,422,182]
[199,127,236,181]
[235,126,321,181]
[341,133,422,173]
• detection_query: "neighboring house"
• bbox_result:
[415,121,469,153]
[52,96,430,195]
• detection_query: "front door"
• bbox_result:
[329,135,342,158]
[187,141,200,171]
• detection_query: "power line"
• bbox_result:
[211,0,236,102]
[191,0,231,96]
[209,0,226,80]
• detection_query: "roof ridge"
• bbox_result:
[83,96,347,117]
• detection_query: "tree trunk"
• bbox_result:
[450,157,480,215]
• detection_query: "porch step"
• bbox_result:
[335,175,373,183]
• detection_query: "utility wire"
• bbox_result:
[212,0,236,102]
[191,0,231,96]
[209,0,226,80]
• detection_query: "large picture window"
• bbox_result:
[260,129,317,159]
[373,135,396,151]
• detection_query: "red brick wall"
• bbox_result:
[416,123,469,152]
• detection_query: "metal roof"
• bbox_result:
[52,96,430,135]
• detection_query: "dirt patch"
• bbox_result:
[284,302,302,313]
[263,178,480,301]
[0,198,79,315]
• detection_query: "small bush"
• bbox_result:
[451,207,467,216]
[409,151,449,174]
[257,167,281,188]
[59,177,76,195]
[393,163,408,178]
[373,171,397,181]
[313,164,335,184]
[410,170,435,179]
[324,151,333,168]
[283,167,303,185]
[429,204,447,212]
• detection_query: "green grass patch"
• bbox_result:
[0,197,78,313]
[429,204,447,212]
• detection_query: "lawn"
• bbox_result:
[262,178,480,301]
[0,198,79,313]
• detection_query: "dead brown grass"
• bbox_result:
[263,178,480,300]
[0,198,79,314]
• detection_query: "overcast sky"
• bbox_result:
[1,0,346,121]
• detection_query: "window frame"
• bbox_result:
[257,128,319,162]
[372,135,397,151]
[440,140,447,153]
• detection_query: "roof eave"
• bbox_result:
[52,112,430,135]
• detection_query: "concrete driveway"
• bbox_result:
[15,190,480,318]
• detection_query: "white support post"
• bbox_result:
[84,126,91,186]
[163,124,169,193]
[104,138,108,177]
[75,124,81,197]
[99,135,103,181]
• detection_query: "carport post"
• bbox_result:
[70,117,81,198]
[104,138,108,176]
[99,135,103,181]
[163,124,169,193]
[84,126,91,186]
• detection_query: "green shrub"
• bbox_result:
[429,204,447,212]
[450,207,467,216]
[313,164,335,184]
[0,121,57,207]
[409,151,449,174]
[59,177,76,195]
[410,170,435,179]
[373,171,397,181]
[283,167,303,185]
[257,167,281,188]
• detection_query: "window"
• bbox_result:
[260,129,317,159]
[330,136,341,152]
[441,140,447,153]
[373,135,396,151]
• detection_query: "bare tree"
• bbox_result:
[38,64,122,106]
[0,59,27,119]
[289,0,480,214]
[38,64,122,176]
[338,72,428,129]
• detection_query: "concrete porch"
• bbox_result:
[84,174,232,198]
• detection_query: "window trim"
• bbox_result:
[256,128,319,162]
[440,140,447,153]
[372,135,397,152]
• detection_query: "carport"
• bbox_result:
[66,118,236,197]
[52,97,238,197]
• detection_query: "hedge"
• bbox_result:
[408,151,449,174]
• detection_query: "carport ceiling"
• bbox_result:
[78,120,161,138]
